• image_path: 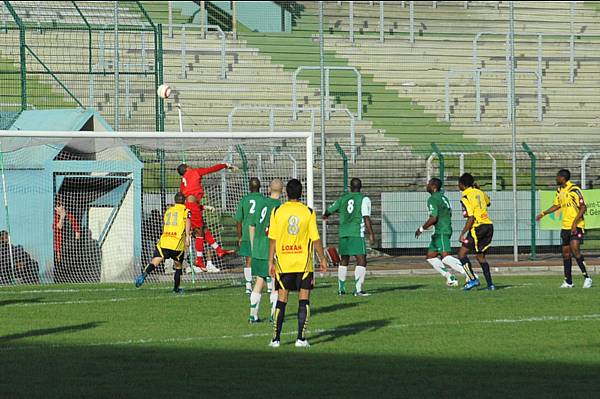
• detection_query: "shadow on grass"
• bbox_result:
[0,322,103,344]
[0,298,44,307]
[369,284,426,294]
[313,302,361,316]
[310,318,392,345]
[1,341,598,398]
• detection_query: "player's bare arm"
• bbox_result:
[459,216,475,243]
[313,239,328,273]
[236,220,243,246]
[536,204,561,221]
[249,225,256,252]
[364,215,376,245]
[415,215,437,238]
[572,201,587,234]
[268,238,276,277]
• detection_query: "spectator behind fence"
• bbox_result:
[0,230,40,285]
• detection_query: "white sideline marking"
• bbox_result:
[2,313,600,352]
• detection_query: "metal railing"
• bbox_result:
[473,31,600,85]
[175,23,226,80]
[445,68,542,122]
[227,105,357,163]
[427,150,497,191]
[292,65,362,121]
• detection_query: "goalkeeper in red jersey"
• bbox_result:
[177,163,236,271]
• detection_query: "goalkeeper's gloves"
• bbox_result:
[203,205,216,212]
[226,163,240,172]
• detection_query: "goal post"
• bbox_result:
[0,130,314,286]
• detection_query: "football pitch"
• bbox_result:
[1,275,600,398]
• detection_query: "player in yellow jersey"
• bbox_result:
[457,173,495,291]
[536,169,592,289]
[135,192,191,293]
[267,179,327,348]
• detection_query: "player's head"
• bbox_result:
[269,179,283,196]
[458,173,475,191]
[174,192,186,204]
[286,178,302,200]
[427,178,442,194]
[556,169,570,185]
[350,178,362,192]
[177,164,188,176]
[249,177,261,192]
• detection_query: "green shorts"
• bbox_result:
[428,233,452,254]
[239,240,251,257]
[339,236,367,256]
[251,258,269,279]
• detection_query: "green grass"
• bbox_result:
[1,275,600,398]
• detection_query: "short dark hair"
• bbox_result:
[286,178,302,200]
[174,192,186,204]
[429,178,442,191]
[459,173,475,188]
[557,169,571,181]
[249,177,261,192]
[177,164,187,176]
[350,178,362,192]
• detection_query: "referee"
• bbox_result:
[268,179,328,348]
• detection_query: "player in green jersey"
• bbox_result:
[247,179,283,323]
[415,178,467,286]
[323,178,376,296]
[235,178,265,294]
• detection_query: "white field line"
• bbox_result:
[2,313,600,352]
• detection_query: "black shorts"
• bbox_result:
[561,228,584,246]
[153,246,185,263]
[462,224,494,254]
[275,272,314,291]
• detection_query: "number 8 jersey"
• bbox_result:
[326,192,372,238]
[268,201,321,274]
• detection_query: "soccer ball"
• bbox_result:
[157,84,172,99]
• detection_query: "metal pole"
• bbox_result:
[319,2,327,246]
[379,1,384,43]
[200,1,206,39]
[113,1,120,131]
[444,73,450,121]
[509,2,518,262]
[181,25,186,78]
[349,1,354,43]
[569,34,575,83]
[409,1,415,44]
[232,1,237,39]
[475,69,481,121]
[168,1,173,38]
[581,153,592,190]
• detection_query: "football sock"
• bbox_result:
[479,261,494,287]
[442,255,467,276]
[297,299,310,341]
[142,263,155,276]
[250,292,261,320]
[427,258,451,278]
[338,265,348,291]
[273,301,287,342]
[195,236,204,260]
[575,257,590,278]
[460,257,476,281]
[244,267,252,288]
[204,229,224,254]
[270,291,278,317]
[266,276,274,293]
[173,268,182,290]
[563,257,573,284]
[355,265,367,292]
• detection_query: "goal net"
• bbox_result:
[0,131,313,286]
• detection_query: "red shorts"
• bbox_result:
[185,201,204,228]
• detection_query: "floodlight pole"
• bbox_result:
[319,1,327,247]
[509,2,519,262]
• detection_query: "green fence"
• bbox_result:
[0,0,163,131]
